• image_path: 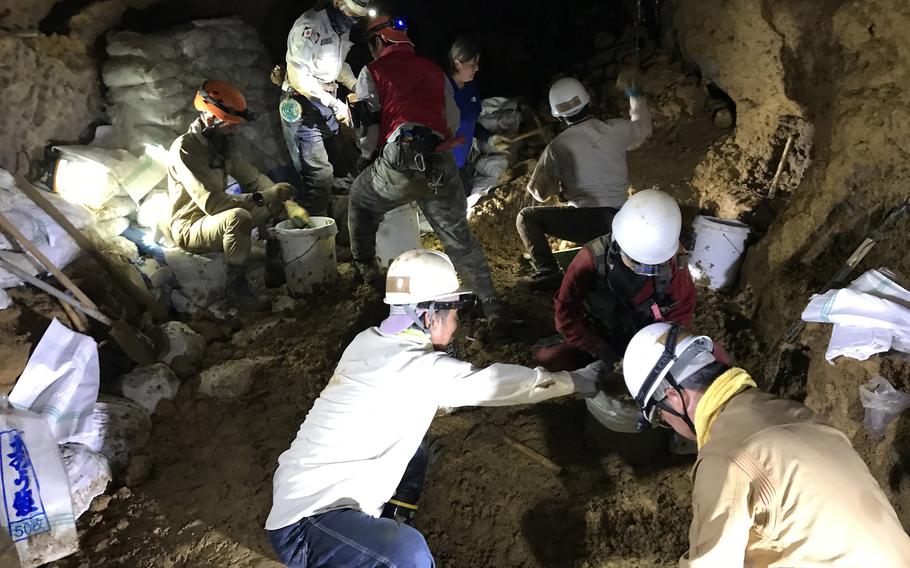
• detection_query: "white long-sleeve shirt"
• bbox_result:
[284,9,356,107]
[265,327,576,530]
[527,96,652,209]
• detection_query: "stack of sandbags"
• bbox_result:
[53,145,168,261]
[0,168,90,292]
[102,17,287,177]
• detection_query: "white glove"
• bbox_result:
[332,101,351,126]
[569,361,604,398]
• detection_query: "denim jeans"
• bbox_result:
[268,509,434,568]
[281,96,340,217]
[268,444,434,567]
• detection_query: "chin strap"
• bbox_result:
[403,303,432,335]
[655,384,697,437]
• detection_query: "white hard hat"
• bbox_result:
[341,0,374,17]
[549,77,591,118]
[612,189,682,266]
[384,249,472,305]
[623,323,715,423]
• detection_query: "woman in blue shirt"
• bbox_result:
[447,37,484,196]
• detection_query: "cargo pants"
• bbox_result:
[516,205,618,273]
[174,206,271,265]
[281,96,339,217]
[348,140,499,307]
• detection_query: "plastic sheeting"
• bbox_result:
[801,268,910,362]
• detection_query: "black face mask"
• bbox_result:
[326,6,358,34]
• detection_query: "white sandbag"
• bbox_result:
[0,209,43,250]
[0,397,79,567]
[0,251,40,289]
[59,443,111,520]
[0,169,92,243]
[9,319,100,442]
[117,96,187,125]
[55,146,166,205]
[137,190,171,230]
[0,289,11,309]
[63,396,151,474]
[107,31,180,60]
[115,362,180,414]
[0,237,78,289]
[89,217,130,240]
[109,78,186,104]
[478,97,522,134]
[92,196,136,221]
[102,57,180,88]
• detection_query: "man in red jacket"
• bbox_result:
[347,15,501,322]
[533,190,696,371]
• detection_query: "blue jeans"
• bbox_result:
[281,96,340,217]
[267,509,434,568]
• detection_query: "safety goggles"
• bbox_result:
[199,84,257,122]
[634,324,713,426]
[417,294,476,312]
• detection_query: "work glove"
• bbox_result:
[570,360,605,398]
[332,101,352,126]
[616,67,641,98]
[270,65,286,87]
[261,182,294,205]
[284,200,313,229]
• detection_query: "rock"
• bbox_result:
[116,519,130,531]
[124,455,152,487]
[158,321,206,366]
[675,82,707,115]
[89,514,104,527]
[116,362,181,414]
[188,320,233,342]
[197,356,278,399]
[271,294,297,313]
[714,108,734,128]
[231,317,292,346]
[115,487,133,500]
[65,396,152,474]
[60,443,113,519]
[89,494,112,513]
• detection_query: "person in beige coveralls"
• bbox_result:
[622,322,910,567]
[168,80,294,310]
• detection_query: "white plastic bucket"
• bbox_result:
[689,215,751,290]
[275,217,338,296]
[376,202,420,268]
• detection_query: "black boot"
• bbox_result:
[225,264,270,311]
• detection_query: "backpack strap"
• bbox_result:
[587,234,611,284]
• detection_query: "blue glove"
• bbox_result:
[625,87,640,98]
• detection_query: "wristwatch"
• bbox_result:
[252,192,265,207]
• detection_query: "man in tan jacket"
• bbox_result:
[168,80,293,310]
[622,322,910,567]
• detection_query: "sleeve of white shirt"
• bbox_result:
[430,356,576,408]
[337,62,357,91]
[354,67,381,157]
[526,144,561,202]
[625,95,653,150]
[286,21,339,108]
[444,78,461,138]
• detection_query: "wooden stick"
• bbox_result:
[767,134,795,199]
[58,299,90,332]
[0,211,98,310]
[14,175,167,322]
[0,257,112,325]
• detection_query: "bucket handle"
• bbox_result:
[722,233,744,255]
[284,239,322,267]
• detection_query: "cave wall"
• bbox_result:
[657,0,910,346]
[0,0,162,174]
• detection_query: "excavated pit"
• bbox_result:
[0,0,909,566]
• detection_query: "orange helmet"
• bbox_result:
[365,15,412,45]
[193,80,255,124]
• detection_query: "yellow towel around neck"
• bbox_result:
[694,367,757,449]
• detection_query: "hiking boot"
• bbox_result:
[353,259,384,290]
[521,268,564,291]
[225,264,270,311]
